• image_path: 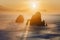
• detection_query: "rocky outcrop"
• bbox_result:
[30,12,42,26]
[29,12,47,32]
[41,20,46,26]
[15,15,24,24]
[26,19,30,25]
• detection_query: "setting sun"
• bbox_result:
[32,2,37,9]
[29,2,39,12]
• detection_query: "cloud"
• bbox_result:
[0,5,13,11]
[0,5,29,12]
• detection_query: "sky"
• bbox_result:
[0,0,60,29]
[0,0,60,30]
[0,0,60,12]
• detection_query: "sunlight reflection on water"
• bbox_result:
[0,20,60,40]
[0,23,60,40]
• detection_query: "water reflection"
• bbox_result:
[0,23,60,40]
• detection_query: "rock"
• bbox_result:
[30,12,41,26]
[26,19,30,25]
[41,20,45,26]
[15,15,24,24]
[29,12,47,32]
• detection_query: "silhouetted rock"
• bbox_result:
[15,15,24,24]
[30,12,41,26]
[41,20,45,26]
[26,19,30,25]
[29,12,47,32]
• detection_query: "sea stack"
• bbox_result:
[30,12,42,26]
[15,15,24,24]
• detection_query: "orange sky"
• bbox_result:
[0,0,60,12]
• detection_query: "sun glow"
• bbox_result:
[24,1,40,19]
[29,2,39,12]
[32,2,37,9]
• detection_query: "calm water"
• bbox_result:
[0,13,60,40]
[0,23,60,40]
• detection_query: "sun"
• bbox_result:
[29,2,39,11]
[28,1,39,16]
[32,2,37,9]
[31,2,38,10]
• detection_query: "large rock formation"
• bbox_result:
[15,15,24,24]
[29,12,47,33]
[30,12,42,26]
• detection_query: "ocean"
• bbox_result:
[0,12,60,40]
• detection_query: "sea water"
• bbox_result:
[0,12,60,40]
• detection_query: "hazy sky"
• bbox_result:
[0,0,60,12]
